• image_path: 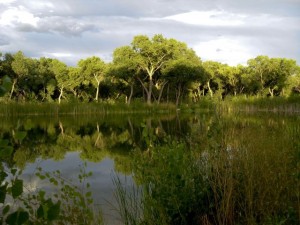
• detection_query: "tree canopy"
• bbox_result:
[0,34,299,104]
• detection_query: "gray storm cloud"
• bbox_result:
[0,0,299,65]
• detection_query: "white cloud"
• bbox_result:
[194,38,254,65]
[47,52,72,58]
[165,10,246,27]
[0,0,16,5]
[0,6,39,27]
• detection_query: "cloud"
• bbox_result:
[0,5,39,27]
[165,10,245,27]
[0,34,10,46]
[0,0,299,66]
[194,37,254,65]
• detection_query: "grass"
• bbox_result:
[0,101,177,117]
[220,95,300,113]
[1,96,300,117]
[114,112,300,225]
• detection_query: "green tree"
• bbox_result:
[266,58,298,97]
[111,46,142,104]
[78,56,107,102]
[202,61,224,98]
[50,59,69,104]
[35,57,56,101]
[115,34,199,104]
[285,64,300,96]
[10,51,30,100]
[68,66,84,100]
[131,34,172,104]
[162,49,203,105]
[247,56,273,96]
[247,56,298,97]
[217,64,245,97]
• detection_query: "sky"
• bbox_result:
[0,0,299,66]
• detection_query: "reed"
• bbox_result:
[114,112,300,225]
[221,96,300,113]
[0,102,177,117]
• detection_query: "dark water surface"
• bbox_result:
[0,112,299,224]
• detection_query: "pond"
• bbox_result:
[0,111,299,225]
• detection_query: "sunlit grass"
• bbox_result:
[0,102,177,116]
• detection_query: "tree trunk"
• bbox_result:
[176,84,182,107]
[94,73,101,102]
[58,86,64,104]
[167,84,170,103]
[95,81,100,101]
[9,79,17,100]
[127,118,134,138]
[157,81,168,104]
[128,84,134,105]
[59,121,64,136]
[269,87,274,97]
[207,81,213,97]
[147,75,153,105]
[137,77,149,102]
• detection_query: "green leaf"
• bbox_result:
[47,201,61,221]
[0,76,12,97]
[0,184,8,203]
[85,191,92,198]
[0,171,8,182]
[11,179,23,199]
[6,210,29,225]
[37,204,45,219]
[38,190,46,199]
[14,131,27,142]
[11,168,17,176]
[3,205,10,215]
[0,146,14,159]
[0,139,9,147]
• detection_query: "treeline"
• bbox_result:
[0,34,299,105]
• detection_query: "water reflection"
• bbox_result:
[0,112,299,224]
[21,154,125,223]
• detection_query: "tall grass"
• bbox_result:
[0,102,177,117]
[114,112,300,225]
[221,96,300,113]
[180,96,300,114]
[112,176,143,225]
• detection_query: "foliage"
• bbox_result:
[0,164,103,225]
[114,113,300,225]
[1,38,300,105]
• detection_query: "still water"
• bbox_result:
[0,112,299,224]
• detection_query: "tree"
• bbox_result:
[10,51,30,99]
[247,56,273,96]
[162,49,203,105]
[247,56,298,97]
[114,34,199,105]
[111,46,142,104]
[266,58,298,97]
[202,61,224,98]
[217,64,245,97]
[286,69,300,96]
[35,57,56,101]
[50,59,69,104]
[78,57,107,102]
[68,66,84,100]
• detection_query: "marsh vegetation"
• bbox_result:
[0,108,299,225]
